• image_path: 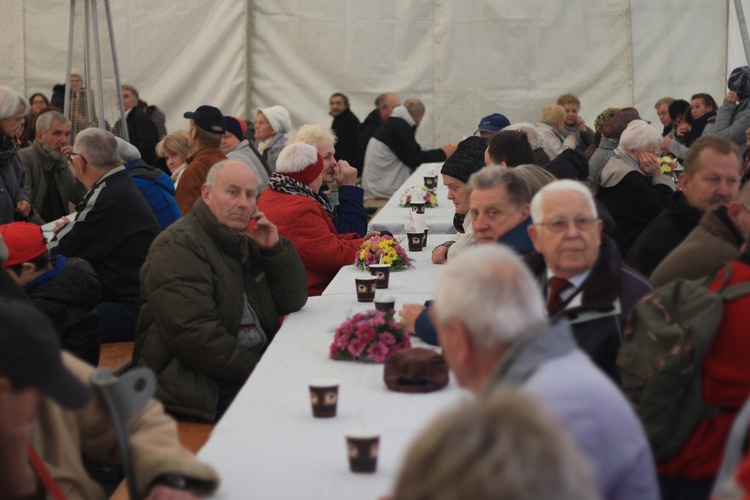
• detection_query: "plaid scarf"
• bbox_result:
[268,173,335,218]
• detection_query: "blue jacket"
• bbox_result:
[124,159,181,230]
[326,185,367,237]
[415,218,534,345]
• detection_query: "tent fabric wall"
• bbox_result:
[1,0,747,152]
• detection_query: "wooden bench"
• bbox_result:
[98,341,134,375]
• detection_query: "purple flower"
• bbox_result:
[379,332,396,345]
[348,338,366,358]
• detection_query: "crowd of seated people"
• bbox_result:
[7,65,750,499]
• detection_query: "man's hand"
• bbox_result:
[726,91,739,104]
[14,200,31,218]
[577,116,587,132]
[363,231,380,240]
[243,211,279,249]
[60,144,74,160]
[431,245,449,264]
[442,143,457,158]
[145,484,200,500]
[53,216,71,234]
[398,303,426,335]
[332,160,358,186]
[637,151,661,176]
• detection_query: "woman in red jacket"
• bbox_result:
[258,142,364,296]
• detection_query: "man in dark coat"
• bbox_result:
[112,85,158,165]
[329,93,361,170]
[355,92,400,168]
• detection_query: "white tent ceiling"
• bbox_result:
[1,0,748,153]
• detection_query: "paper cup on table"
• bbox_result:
[407,233,424,251]
[423,175,437,189]
[423,228,429,247]
[369,264,391,289]
[309,378,339,418]
[374,293,396,313]
[410,202,426,214]
[346,429,380,473]
[355,276,378,302]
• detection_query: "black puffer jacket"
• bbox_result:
[25,255,102,365]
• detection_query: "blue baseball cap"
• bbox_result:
[476,113,510,134]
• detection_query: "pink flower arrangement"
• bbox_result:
[354,235,413,271]
[330,310,411,363]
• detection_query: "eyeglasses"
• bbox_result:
[536,216,598,233]
[67,151,86,163]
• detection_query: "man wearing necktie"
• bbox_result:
[526,180,653,382]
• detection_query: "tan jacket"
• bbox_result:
[30,352,219,499]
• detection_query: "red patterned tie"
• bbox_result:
[547,276,572,314]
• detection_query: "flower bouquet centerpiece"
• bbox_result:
[659,155,683,183]
[354,234,413,271]
[399,185,438,208]
[330,309,411,363]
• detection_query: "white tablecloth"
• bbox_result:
[367,163,458,236]
[199,296,470,500]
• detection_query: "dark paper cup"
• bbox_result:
[369,264,391,289]
[407,233,424,251]
[410,203,426,214]
[422,228,428,248]
[346,430,380,473]
[374,300,395,313]
[423,176,437,189]
[355,277,378,302]
[309,378,339,418]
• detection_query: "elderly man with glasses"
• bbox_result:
[50,127,160,343]
[525,180,653,383]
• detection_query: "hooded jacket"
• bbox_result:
[124,158,181,230]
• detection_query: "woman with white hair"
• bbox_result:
[596,119,675,255]
[0,85,34,224]
[257,142,365,296]
[255,105,292,173]
[536,104,576,161]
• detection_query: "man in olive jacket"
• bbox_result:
[134,160,308,421]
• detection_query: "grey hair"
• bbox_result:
[291,124,337,147]
[121,84,139,100]
[206,160,229,188]
[35,111,70,136]
[73,128,121,167]
[434,245,546,350]
[505,122,544,150]
[0,86,30,120]
[530,179,598,224]
[467,166,533,207]
[393,387,601,500]
[404,98,425,119]
[617,119,660,153]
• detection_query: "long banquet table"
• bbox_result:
[198,237,468,499]
[366,162,457,236]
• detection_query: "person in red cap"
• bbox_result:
[0,222,101,365]
[258,142,366,295]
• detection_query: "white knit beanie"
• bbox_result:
[257,105,291,134]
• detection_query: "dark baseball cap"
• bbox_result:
[476,113,511,134]
[0,299,91,409]
[183,105,225,135]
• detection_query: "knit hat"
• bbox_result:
[115,136,141,163]
[0,298,91,409]
[183,105,225,135]
[602,107,641,140]
[276,142,324,186]
[256,105,292,134]
[594,107,620,135]
[0,222,47,267]
[224,116,247,142]
[476,113,510,134]
[728,66,750,99]
[440,136,487,183]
